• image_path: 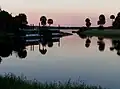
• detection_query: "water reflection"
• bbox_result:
[1,28,120,63]
[76,31,120,56]
[110,40,120,56]
[0,30,72,62]
[97,37,105,52]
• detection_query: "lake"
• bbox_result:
[0,31,120,89]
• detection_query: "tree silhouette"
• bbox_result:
[39,44,47,55]
[85,18,91,28]
[97,41,105,52]
[110,15,115,25]
[0,10,13,32]
[97,14,106,27]
[117,50,120,56]
[40,16,47,26]
[98,37,104,41]
[85,38,91,48]
[18,49,27,59]
[0,57,2,64]
[18,13,28,25]
[48,42,53,48]
[0,43,12,58]
[47,19,53,26]
[112,12,120,28]
[110,47,114,51]
[13,13,28,29]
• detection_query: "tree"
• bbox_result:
[0,10,13,32]
[112,12,120,28]
[12,13,28,35]
[47,19,53,26]
[110,15,115,24]
[85,18,91,28]
[18,13,28,25]
[97,14,106,27]
[85,38,91,48]
[13,13,28,29]
[40,16,47,26]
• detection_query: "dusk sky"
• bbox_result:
[1,0,120,26]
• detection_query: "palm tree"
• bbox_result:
[47,19,53,26]
[40,16,47,26]
[110,15,115,25]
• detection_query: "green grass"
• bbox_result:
[0,73,107,89]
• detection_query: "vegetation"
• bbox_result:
[48,19,53,26]
[112,12,120,29]
[0,73,106,89]
[0,9,28,34]
[97,14,106,28]
[40,16,47,26]
[85,18,91,28]
[110,15,115,24]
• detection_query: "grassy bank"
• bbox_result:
[0,73,106,89]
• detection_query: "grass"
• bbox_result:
[0,73,107,89]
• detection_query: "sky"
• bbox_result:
[0,0,120,26]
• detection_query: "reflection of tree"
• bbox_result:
[110,40,120,56]
[39,44,47,55]
[13,36,27,59]
[85,38,91,48]
[38,30,54,55]
[0,57,2,64]
[0,34,27,60]
[18,50,27,59]
[0,43,12,57]
[48,42,53,48]
[97,40,105,52]
[98,37,104,41]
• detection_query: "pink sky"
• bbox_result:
[1,0,120,26]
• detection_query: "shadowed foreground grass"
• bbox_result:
[0,73,106,89]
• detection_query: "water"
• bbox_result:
[0,32,120,89]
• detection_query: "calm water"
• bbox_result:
[0,32,120,89]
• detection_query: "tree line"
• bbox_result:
[0,9,28,33]
[1,9,120,33]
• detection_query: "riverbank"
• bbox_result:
[0,73,106,89]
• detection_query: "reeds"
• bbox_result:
[0,73,106,89]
